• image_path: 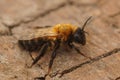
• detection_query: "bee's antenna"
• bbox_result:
[82,16,92,31]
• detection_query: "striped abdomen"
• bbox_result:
[18,38,46,52]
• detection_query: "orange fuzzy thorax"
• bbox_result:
[52,24,78,41]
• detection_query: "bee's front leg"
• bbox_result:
[68,43,91,59]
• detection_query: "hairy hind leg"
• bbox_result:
[29,42,50,68]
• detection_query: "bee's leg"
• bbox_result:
[28,40,44,61]
[19,40,35,62]
[28,51,35,61]
[27,51,43,69]
[28,42,45,62]
[34,74,47,80]
[68,43,80,53]
[68,43,91,59]
[29,42,50,68]
[34,40,60,80]
[63,35,73,51]
[47,40,60,75]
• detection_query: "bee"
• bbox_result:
[18,17,92,80]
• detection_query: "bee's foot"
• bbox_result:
[34,77,45,80]
[34,74,47,80]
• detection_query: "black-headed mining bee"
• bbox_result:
[18,17,92,80]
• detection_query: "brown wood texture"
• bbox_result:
[0,0,120,80]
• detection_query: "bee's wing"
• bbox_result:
[18,27,57,51]
[29,27,57,39]
[19,27,58,40]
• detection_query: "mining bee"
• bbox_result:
[18,16,92,80]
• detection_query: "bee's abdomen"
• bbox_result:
[18,39,45,52]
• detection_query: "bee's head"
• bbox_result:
[73,28,86,45]
[73,17,92,45]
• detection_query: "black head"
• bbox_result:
[73,16,92,45]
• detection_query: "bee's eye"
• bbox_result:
[73,28,86,45]
[74,34,81,43]
[74,34,79,40]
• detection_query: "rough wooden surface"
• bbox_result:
[0,0,120,80]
